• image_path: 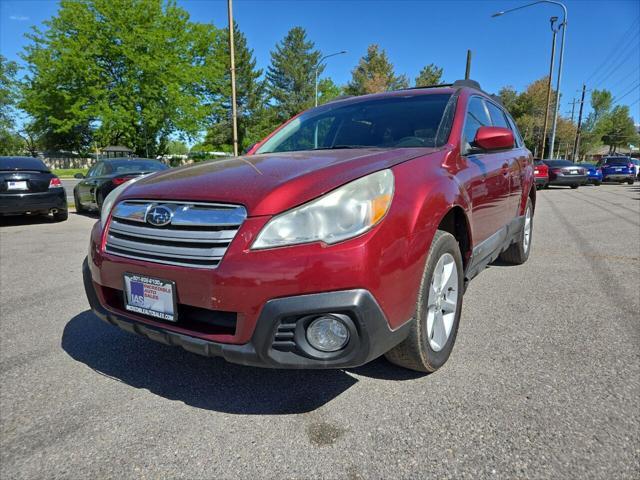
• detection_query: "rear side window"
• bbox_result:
[0,157,49,172]
[462,97,491,148]
[505,113,524,148]
[486,102,510,129]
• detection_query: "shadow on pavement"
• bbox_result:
[62,311,373,414]
[0,214,55,227]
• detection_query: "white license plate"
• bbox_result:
[7,181,28,190]
[568,171,577,175]
[124,273,177,322]
[615,168,622,171]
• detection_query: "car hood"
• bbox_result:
[119,148,441,216]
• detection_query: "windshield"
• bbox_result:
[603,157,630,165]
[108,159,167,173]
[0,157,49,172]
[256,94,452,154]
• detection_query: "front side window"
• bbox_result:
[462,96,491,149]
[486,102,510,129]
[256,94,452,154]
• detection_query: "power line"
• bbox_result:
[585,16,639,84]
[592,45,640,90]
[613,82,640,104]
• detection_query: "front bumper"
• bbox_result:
[535,177,548,187]
[0,189,67,214]
[83,258,412,369]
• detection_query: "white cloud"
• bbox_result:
[9,15,30,21]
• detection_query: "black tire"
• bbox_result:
[96,190,104,210]
[53,209,68,222]
[627,179,635,185]
[384,230,464,373]
[499,197,533,265]
[74,190,87,213]
[570,184,579,189]
[594,181,601,186]
[543,183,550,189]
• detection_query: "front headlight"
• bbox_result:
[252,169,394,249]
[100,176,144,227]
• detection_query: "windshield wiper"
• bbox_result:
[312,145,383,150]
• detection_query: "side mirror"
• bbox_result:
[474,126,514,151]
[74,173,85,179]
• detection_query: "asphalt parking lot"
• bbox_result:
[1,184,638,479]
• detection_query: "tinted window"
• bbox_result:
[108,159,167,173]
[257,94,452,153]
[486,102,510,129]
[463,97,491,148]
[603,157,630,165]
[0,157,49,172]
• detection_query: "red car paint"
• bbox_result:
[534,160,549,188]
[86,85,535,364]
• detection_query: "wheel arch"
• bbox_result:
[436,206,472,270]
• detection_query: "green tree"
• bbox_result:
[498,86,519,116]
[590,89,613,122]
[167,140,188,155]
[317,78,343,104]
[0,55,19,131]
[266,27,322,122]
[205,22,271,152]
[20,0,225,156]
[415,63,443,87]
[597,105,639,154]
[345,45,408,95]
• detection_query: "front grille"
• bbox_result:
[105,200,247,269]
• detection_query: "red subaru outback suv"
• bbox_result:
[83,80,535,372]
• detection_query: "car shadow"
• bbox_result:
[62,311,418,414]
[0,214,55,227]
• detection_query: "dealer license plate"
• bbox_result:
[124,273,177,322]
[7,181,28,190]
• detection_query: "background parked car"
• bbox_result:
[578,163,603,185]
[0,156,68,221]
[542,159,587,189]
[599,156,636,185]
[534,159,549,189]
[630,158,640,179]
[74,158,169,212]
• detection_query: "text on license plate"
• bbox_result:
[124,273,177,322]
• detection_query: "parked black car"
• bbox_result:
[542,159,587,189]
[74,158,168,212]
[0,156,68,221]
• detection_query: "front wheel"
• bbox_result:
[385,230,464,373]
[499,197,533,265]
[594,181,601,186]
[74,190,87,213]
[570,184,579,189]
[627,179,635,185]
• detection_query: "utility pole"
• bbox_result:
[228,0,239,156]
[572,83,586,162]
[541,16,559,159]
[465,50,472,79]
[569,98,577,123]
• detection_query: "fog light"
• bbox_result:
[306,315,350,352]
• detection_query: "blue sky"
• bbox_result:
[1,0,639,123]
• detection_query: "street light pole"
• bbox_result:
[227,0,239,156]
[314,50,347,107]
[541,16,559,158]
[492,1,567,158]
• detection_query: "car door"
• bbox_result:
[78,163,99,204]
[89,162,111,207]
[80,162,105,206]
[460,96,511,245]
[486,101,525,219]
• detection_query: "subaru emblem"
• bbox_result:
[146,205,172,227]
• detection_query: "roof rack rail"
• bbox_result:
[406,83,453,90]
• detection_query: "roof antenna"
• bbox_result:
[465,50,472,80]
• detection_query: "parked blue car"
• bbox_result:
[599,156,635,185]
[578,163,603,185]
